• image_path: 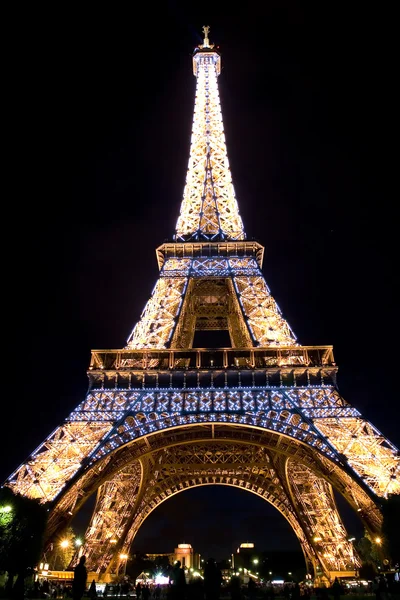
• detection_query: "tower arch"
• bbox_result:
[44,423,382,582]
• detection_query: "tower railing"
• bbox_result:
[89,345,334,371]
[87,346,336,390]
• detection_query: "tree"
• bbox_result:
[358,562,377,580]
[125,553,156,581]
[0,487,49,596]
[44,526,76,570]
[357,535,376,581]
[357,536,374,564]
[153,555,171,573]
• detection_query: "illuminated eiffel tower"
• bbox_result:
[5,26,399,584]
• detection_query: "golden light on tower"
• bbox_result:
[2,24,399,586]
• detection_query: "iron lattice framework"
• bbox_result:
[5,27,399,584]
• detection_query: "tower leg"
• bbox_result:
[286,460,361,583]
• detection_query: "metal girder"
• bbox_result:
[315,418,400,497]
[6,387,399,506]
[126,258,296,350]
[233,275,296,346]
[5,421,111,502]
[81,461,142,571]
[286,460,360,576]
[126,276,188,349]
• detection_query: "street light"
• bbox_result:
[253,559,259,565]
[75,538,82,547]
[60,540,70,549]
[0,505,12,513]
[119,554,128,577]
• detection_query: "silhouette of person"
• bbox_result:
[378,574,388,600]
[331,578,342,600]
[72,556,87,600]
[247,577,257,600]
[136,581,142,599]
[154,584,161,599]
[283,583,291,600]
[170,560,186,599]
[204,558,222,600]
[292,582,301,600]
[228,575,241,600]
[266,581,275,600]
[89,579,97,599]
[142,586,150,600]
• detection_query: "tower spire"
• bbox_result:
[202,25,210,48]
[174,28,245,241]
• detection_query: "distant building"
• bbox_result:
[173,543,201,570]
[232,542,259,572]
[141,543,200,571]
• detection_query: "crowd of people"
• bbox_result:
[24,555,400,600]
[25,575,400,599]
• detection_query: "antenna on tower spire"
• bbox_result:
[202,25,210,47]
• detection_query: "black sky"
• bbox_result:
[2,4,398,561]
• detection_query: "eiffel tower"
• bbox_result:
[5,26,399,584]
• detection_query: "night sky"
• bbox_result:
[2,4,397,562]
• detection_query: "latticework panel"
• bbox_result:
[84,388,340,465]
[315,418,400,497]
[6,421,110,502]
[287,461,361,573]
[233,276,296,346]
[7,386,399,510]
[126,277,188,349]
[317,454,383,533]
[46,454,114,539]
[225,279,254,348]
[159,257,261,279]
[81,462,142,571]
[170,279,197,349]
[125,253,296,350]
[175,52,245,241]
